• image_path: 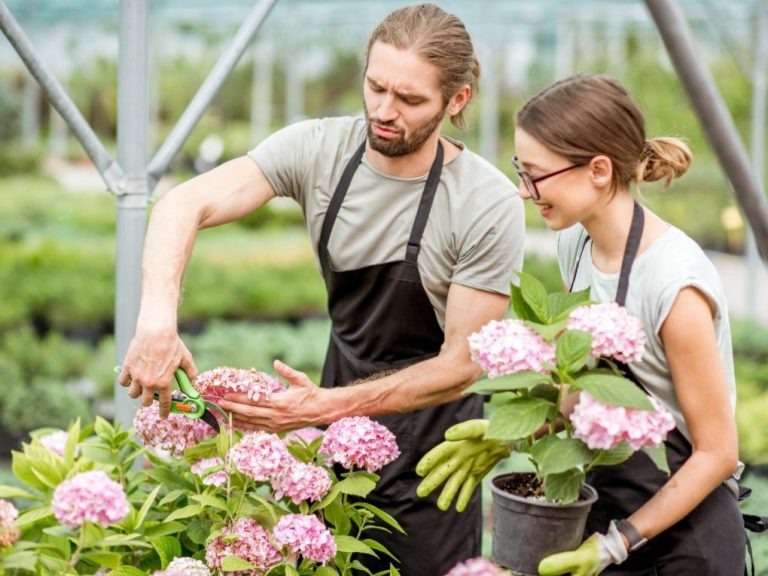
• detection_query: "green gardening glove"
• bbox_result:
[415,419,511,512]
[538,523,628,576]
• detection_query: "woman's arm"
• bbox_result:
[625,286,739,541]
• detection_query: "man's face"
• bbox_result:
[363,42,447,158]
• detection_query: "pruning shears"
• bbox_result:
[115,366,226,432]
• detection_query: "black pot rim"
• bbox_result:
[490,471,598,508]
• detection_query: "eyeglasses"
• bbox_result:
[512,156,585,201]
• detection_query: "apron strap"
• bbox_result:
[405,141,444,263]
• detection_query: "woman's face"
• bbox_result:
[514,127,604,231]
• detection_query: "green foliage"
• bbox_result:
[0,418,402,575]
[468,272,663,503]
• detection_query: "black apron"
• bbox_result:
[571,203,745,575]
[318,141,483,576]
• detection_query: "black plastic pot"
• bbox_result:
[490,472,598,576]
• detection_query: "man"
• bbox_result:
[120,4,524,574]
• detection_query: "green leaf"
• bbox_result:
[163,503,203,523]
[0,484,38,500]
[526,320,568,342]
[81,551,122,569]
[548,288,592,322]
[334,535,377,556]
[190,492,229,512]
[64,419,81,466]
[518,271,548,322]
[184,516,213,545]
[556,330,592,373]
[334,475,377,498]
[285,564,300,576]
[133,485,161,530]
[150,535,182,568]
[315,566,341,576]
[16,505,54,528]
[322,496,350,535]
[362,538,400,561]
[592,441,634,467]
[221,555,256,571]
[2,550,38,571]
[544,469,584,504]
[485,398,551,441]
[94,416,115,440]
[12,450,48,492]
[465,371,550,395]
[158,489,187,507]
[531,436,592,476]
[573,373,654,410]
[354,502,406,534]
[108,567,149,576]
[144,520,186,538]
[642,445,670,474]
[216,431,232,458]
[511,283,538,321]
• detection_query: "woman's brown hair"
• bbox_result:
[516,74,692,192]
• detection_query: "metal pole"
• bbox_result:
[645,0,768,261]
[251,35,274,144]
[114,0,150,429]
[746,0,768,314]
[146,0,277,189]
[0,1,124,194]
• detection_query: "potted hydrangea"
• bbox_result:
[430,272,676,575]
[0,366,403,576]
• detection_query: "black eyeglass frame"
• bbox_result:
[512,156,586,201]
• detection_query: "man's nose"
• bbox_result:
[376,95,398,122]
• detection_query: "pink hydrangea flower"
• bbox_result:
[444,557,509,576]
[52,470,130,529]
[319,416,400,472]
[273,461,332,504]
[567,303,646,363]
[152,557,211,576]
[468,319,556,378]
[39,430,69,458]
[0,500,19,529]
[570,392,676,451]
[206,517,282,573]
[273,514,336,564]
[195,367,285,402]
[228,431,293,482]
[285,427,324,445]
[191,457,228,488]
[133,402,216,458]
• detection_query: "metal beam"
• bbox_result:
[645,0,768,262]
[0,1,124,194]
[146,0,277,190]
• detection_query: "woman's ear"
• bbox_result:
[588,155,613,189]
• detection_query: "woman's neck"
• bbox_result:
[582,193,639,274]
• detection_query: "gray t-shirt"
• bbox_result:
[558,223,736,442]
[248,116,525,328]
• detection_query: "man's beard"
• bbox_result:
[365,106,446,158]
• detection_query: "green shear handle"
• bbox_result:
[114,366,206,419]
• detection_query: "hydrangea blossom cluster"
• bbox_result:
[567,302,646,363]
[468,319,556,378]
[570,392,676,450]
[273,461,332,504]
[0,499,20,549]
[273,514,337,564]
[319,416,400,473]
[152,557,211,576]
[191,456,228,488]
[51,470,130,529]
[133,402,216,458]
[39,430,69,458]
[205,517,282,573]
[229,432,332,503]
[195,366,286,402]
[443,557,510,576]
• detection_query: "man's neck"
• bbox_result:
[365,132,444,178]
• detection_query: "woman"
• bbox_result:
[515,74,745,575]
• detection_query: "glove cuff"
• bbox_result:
[602,522,629,565]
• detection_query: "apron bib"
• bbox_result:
[318,141,483,576]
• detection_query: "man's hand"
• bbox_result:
[118,329,196,418]
[538,523,628,576]
[415,419,511,512]
[217,360,326,432]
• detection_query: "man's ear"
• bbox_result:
[589,155,613,189]
[447,84,471,117]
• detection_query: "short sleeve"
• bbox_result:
[247,119,321,205]
[451,194,525,295]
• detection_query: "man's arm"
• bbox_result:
[119,156,276,416]
[218,283,509,432]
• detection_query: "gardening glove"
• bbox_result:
[538,522,628,576]
[415,419,511,512]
